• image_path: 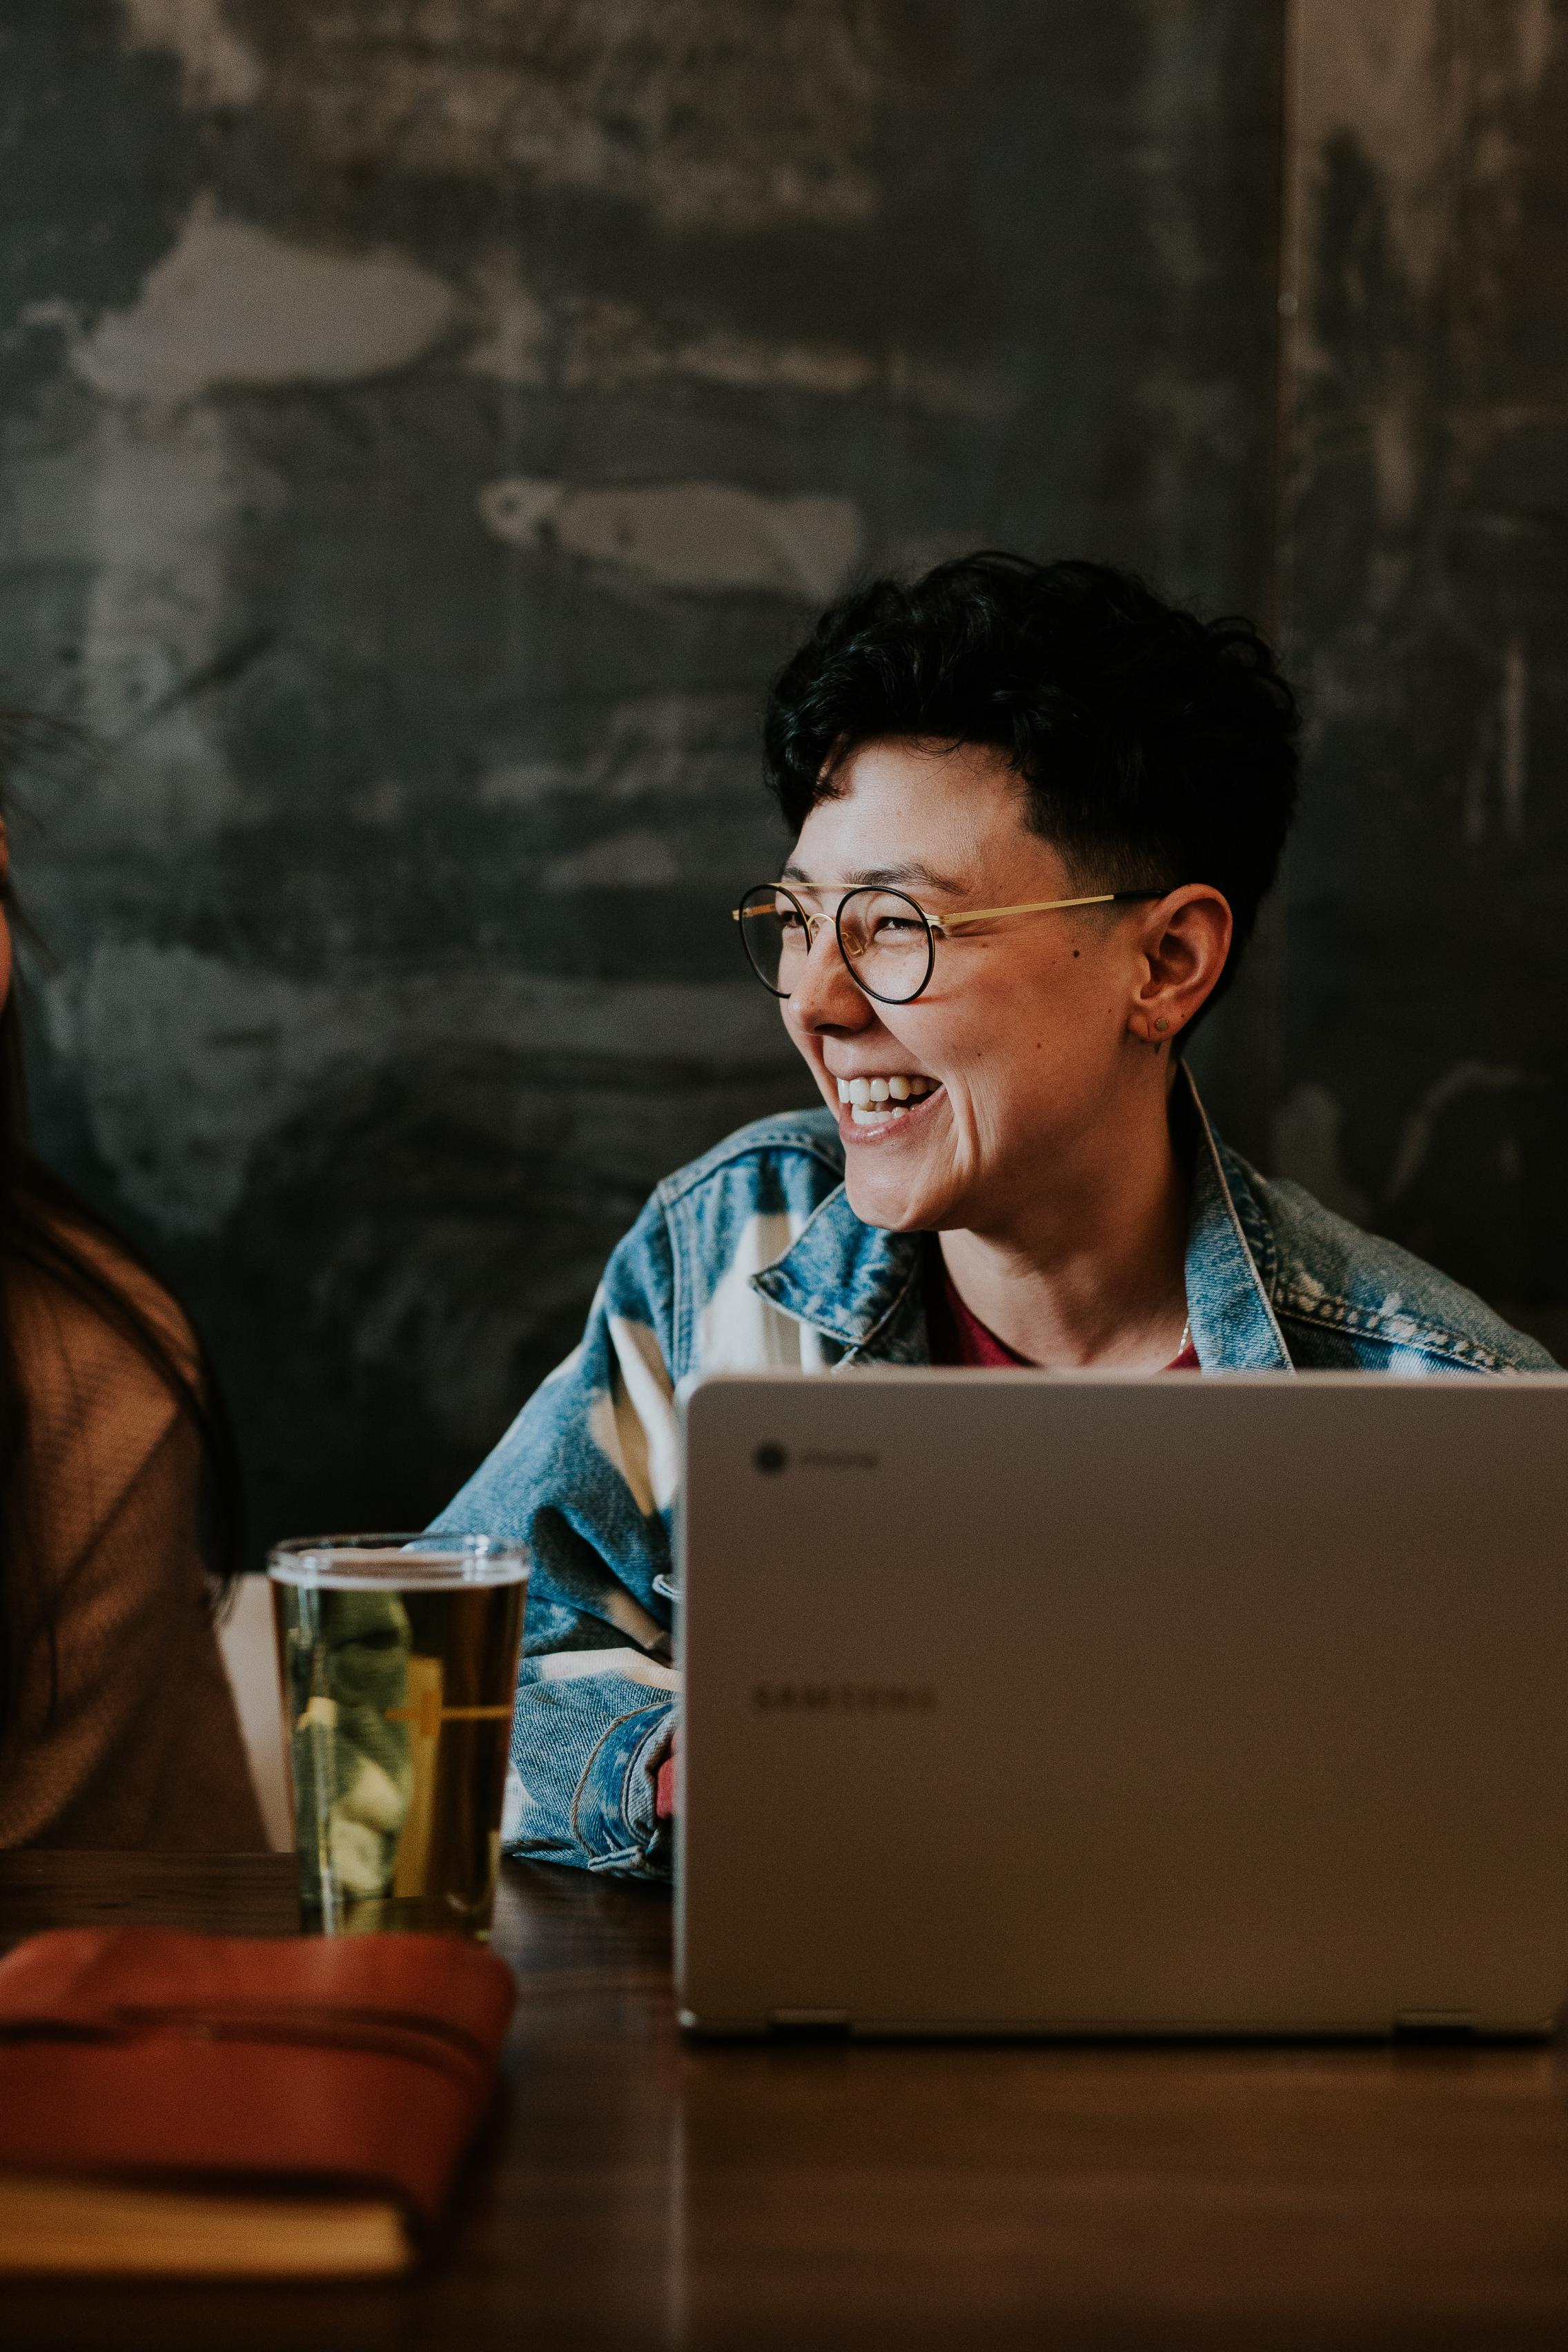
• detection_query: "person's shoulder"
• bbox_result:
[654,1104,845,1213]
[1239,1157,1558,1372]
[10,1211,202,1448]
[594,1106,845,1330]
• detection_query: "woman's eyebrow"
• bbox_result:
[780,859,964,893]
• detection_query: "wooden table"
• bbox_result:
[3,1854,1568,2349]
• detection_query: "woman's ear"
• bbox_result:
[1126,887,1233,1050]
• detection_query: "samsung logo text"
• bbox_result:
[751,1682,937,1714]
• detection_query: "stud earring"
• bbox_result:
[1153,1017,1169,1034]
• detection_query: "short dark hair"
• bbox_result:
[763,552,1300,1015]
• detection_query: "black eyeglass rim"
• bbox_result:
[736,882,1170,1006]
[736,881,938,1005]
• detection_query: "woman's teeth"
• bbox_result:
[834,1074,938,1126]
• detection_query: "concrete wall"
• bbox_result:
[0,1,1285,1545]
[1279,0,1568,1358]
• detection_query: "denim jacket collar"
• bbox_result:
[751,1174,930,1362]
[750,1068,1293,1372]
[1179,1078,1292,1370]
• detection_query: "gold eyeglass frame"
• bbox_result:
[732,881,1164,1005]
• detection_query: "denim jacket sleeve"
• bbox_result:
[429,1189,680,1879]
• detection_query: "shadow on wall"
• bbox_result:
[1272,1070,1568,1364]
[222,1043,809,1542]
[1279,1,1568,1367]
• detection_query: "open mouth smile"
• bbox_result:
[830,1072,944,1133]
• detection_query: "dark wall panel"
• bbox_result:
[1280,0,1568,1355]
[0,1,1284,1547]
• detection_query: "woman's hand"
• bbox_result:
[655,1732,678,1822]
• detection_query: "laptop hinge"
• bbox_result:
[1391,2010,1478,2040]
[769,2008,851,2037]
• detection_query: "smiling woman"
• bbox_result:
[753,730,1235,1364]
[431,552,1558,1881]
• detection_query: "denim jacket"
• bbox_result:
[432,1072,1556,1879]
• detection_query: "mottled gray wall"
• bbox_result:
[1279,0,1568,1357]
[0,1,1284,1547]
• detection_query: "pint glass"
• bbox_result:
[268,1533,529,1939]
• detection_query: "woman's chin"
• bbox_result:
[843,1161,951,1235]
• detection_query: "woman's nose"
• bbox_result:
[790,917,869,1030]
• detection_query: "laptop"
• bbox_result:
[676,1370,1568,2037]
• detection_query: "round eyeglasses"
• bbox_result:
[733,882,1165,1007]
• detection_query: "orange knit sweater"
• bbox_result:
[0,1226,264,1850]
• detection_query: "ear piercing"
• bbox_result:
[1153,1017,1170,1034]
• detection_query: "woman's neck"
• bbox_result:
[934,1097,1193,1371]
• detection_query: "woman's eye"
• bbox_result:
[778,908,807,933]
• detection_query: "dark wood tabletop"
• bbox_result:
[2,1851,1567,2351]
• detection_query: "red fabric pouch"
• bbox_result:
[0,1925,515,2273]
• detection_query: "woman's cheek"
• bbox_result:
[968,1086,1019,1168]
[941,1090,983,1170]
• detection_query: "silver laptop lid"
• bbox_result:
[677,1371,1568,2037]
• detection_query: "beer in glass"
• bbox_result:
[268,1532,529,1938]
